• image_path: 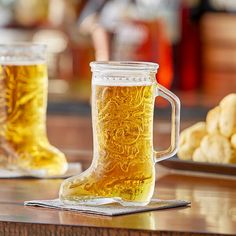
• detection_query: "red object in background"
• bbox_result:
[72,45,93,80]
[179,4,201,90]
[131,20,173,89]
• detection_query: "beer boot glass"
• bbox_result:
[60,61,180,206]
[0,44,68,176]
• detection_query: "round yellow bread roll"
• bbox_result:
[206,106,220,134]
[192,147,208,162]
[200,134,235,164]
[219,94,236,138]
[178,122,207,160]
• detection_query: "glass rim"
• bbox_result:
[0,43,47,64]
[90,61,159,72]
[0,42,47,49]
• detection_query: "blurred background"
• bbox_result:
[0,0,235,163]
[0,0,236,117]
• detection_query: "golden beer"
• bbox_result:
[0,61,67,176]
[60,83,156,205]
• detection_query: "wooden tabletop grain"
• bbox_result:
[1,170,236,236]
[0,115,236,236]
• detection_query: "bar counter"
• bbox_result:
[0,114,236,236]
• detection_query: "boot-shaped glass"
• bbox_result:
[0,44,68,177]
[60,61,180,206]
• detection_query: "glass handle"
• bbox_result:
[154,84,181,163]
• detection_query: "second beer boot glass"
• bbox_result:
[60,61,180,206]
[0,44,68,177]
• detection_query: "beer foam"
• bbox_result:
[0,59,45,65]
[92,76,153,86]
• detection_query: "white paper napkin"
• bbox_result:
[24,198,190,216]
[0,162,82,179]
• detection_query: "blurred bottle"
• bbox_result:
[178,0,201,91]
[13,0,49,27]
[99,0,176,89]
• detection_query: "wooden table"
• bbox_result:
[1,168,236,235]
[0,115,236,235]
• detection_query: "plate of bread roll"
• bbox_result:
[160,93,236,176]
